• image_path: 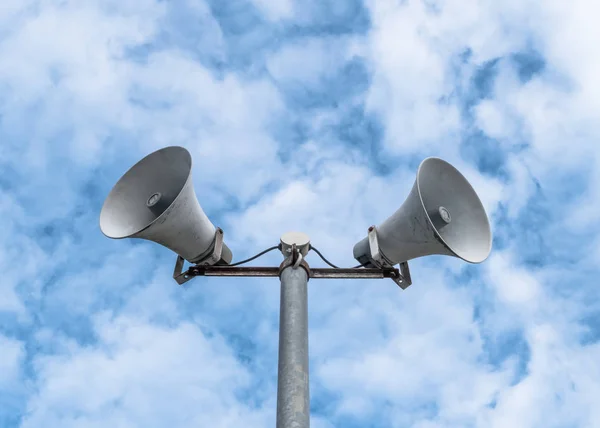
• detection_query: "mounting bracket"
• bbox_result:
[367,226,412,289]
[173,227,412,289]
[173,227,225,285]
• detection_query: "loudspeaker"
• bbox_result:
[99,146,233,264]
[353,157,491,267]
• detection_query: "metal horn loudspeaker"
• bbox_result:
[99,146,233,265]
[353,157,492,267]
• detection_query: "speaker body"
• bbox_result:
[100,146,232,264]
[354,157,491,266]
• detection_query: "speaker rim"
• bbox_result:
[99,146,192,239]
[416,157,492,263]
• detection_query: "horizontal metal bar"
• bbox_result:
[189,266,280,277]
[187,265,401,280]
[311,268,393,279]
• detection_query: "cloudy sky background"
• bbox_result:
[1,0,599,426]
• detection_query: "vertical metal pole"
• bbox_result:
[276,263,310,428]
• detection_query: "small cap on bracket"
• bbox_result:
[280,232,311,257]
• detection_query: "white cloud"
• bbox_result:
[0,335,24,388]
[312,270,515,424]
[267,36,356,86]
[23,316,271,427]
[481,325,600,428]
[250,0,295,21]
[365,1,462,155]
[485,252,541,306]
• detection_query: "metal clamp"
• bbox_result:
[367,226,412,289]
[173,227,225,285]
[278,243,311,279]
[173,255,190,285]
[399,261,412,288]
[201,228,224,266]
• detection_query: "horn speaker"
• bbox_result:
[100,146,232,264]
[353,157,491,267]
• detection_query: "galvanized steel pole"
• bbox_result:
[276,232,311,428]
[276,263,310,428]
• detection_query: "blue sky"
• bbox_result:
[1,0,599,426]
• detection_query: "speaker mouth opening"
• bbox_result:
[99,146,192,239]
[416,157,492,264]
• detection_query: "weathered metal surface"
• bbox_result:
[277,261,310,428]
[183,265,406,282]
[172,228,226,285]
